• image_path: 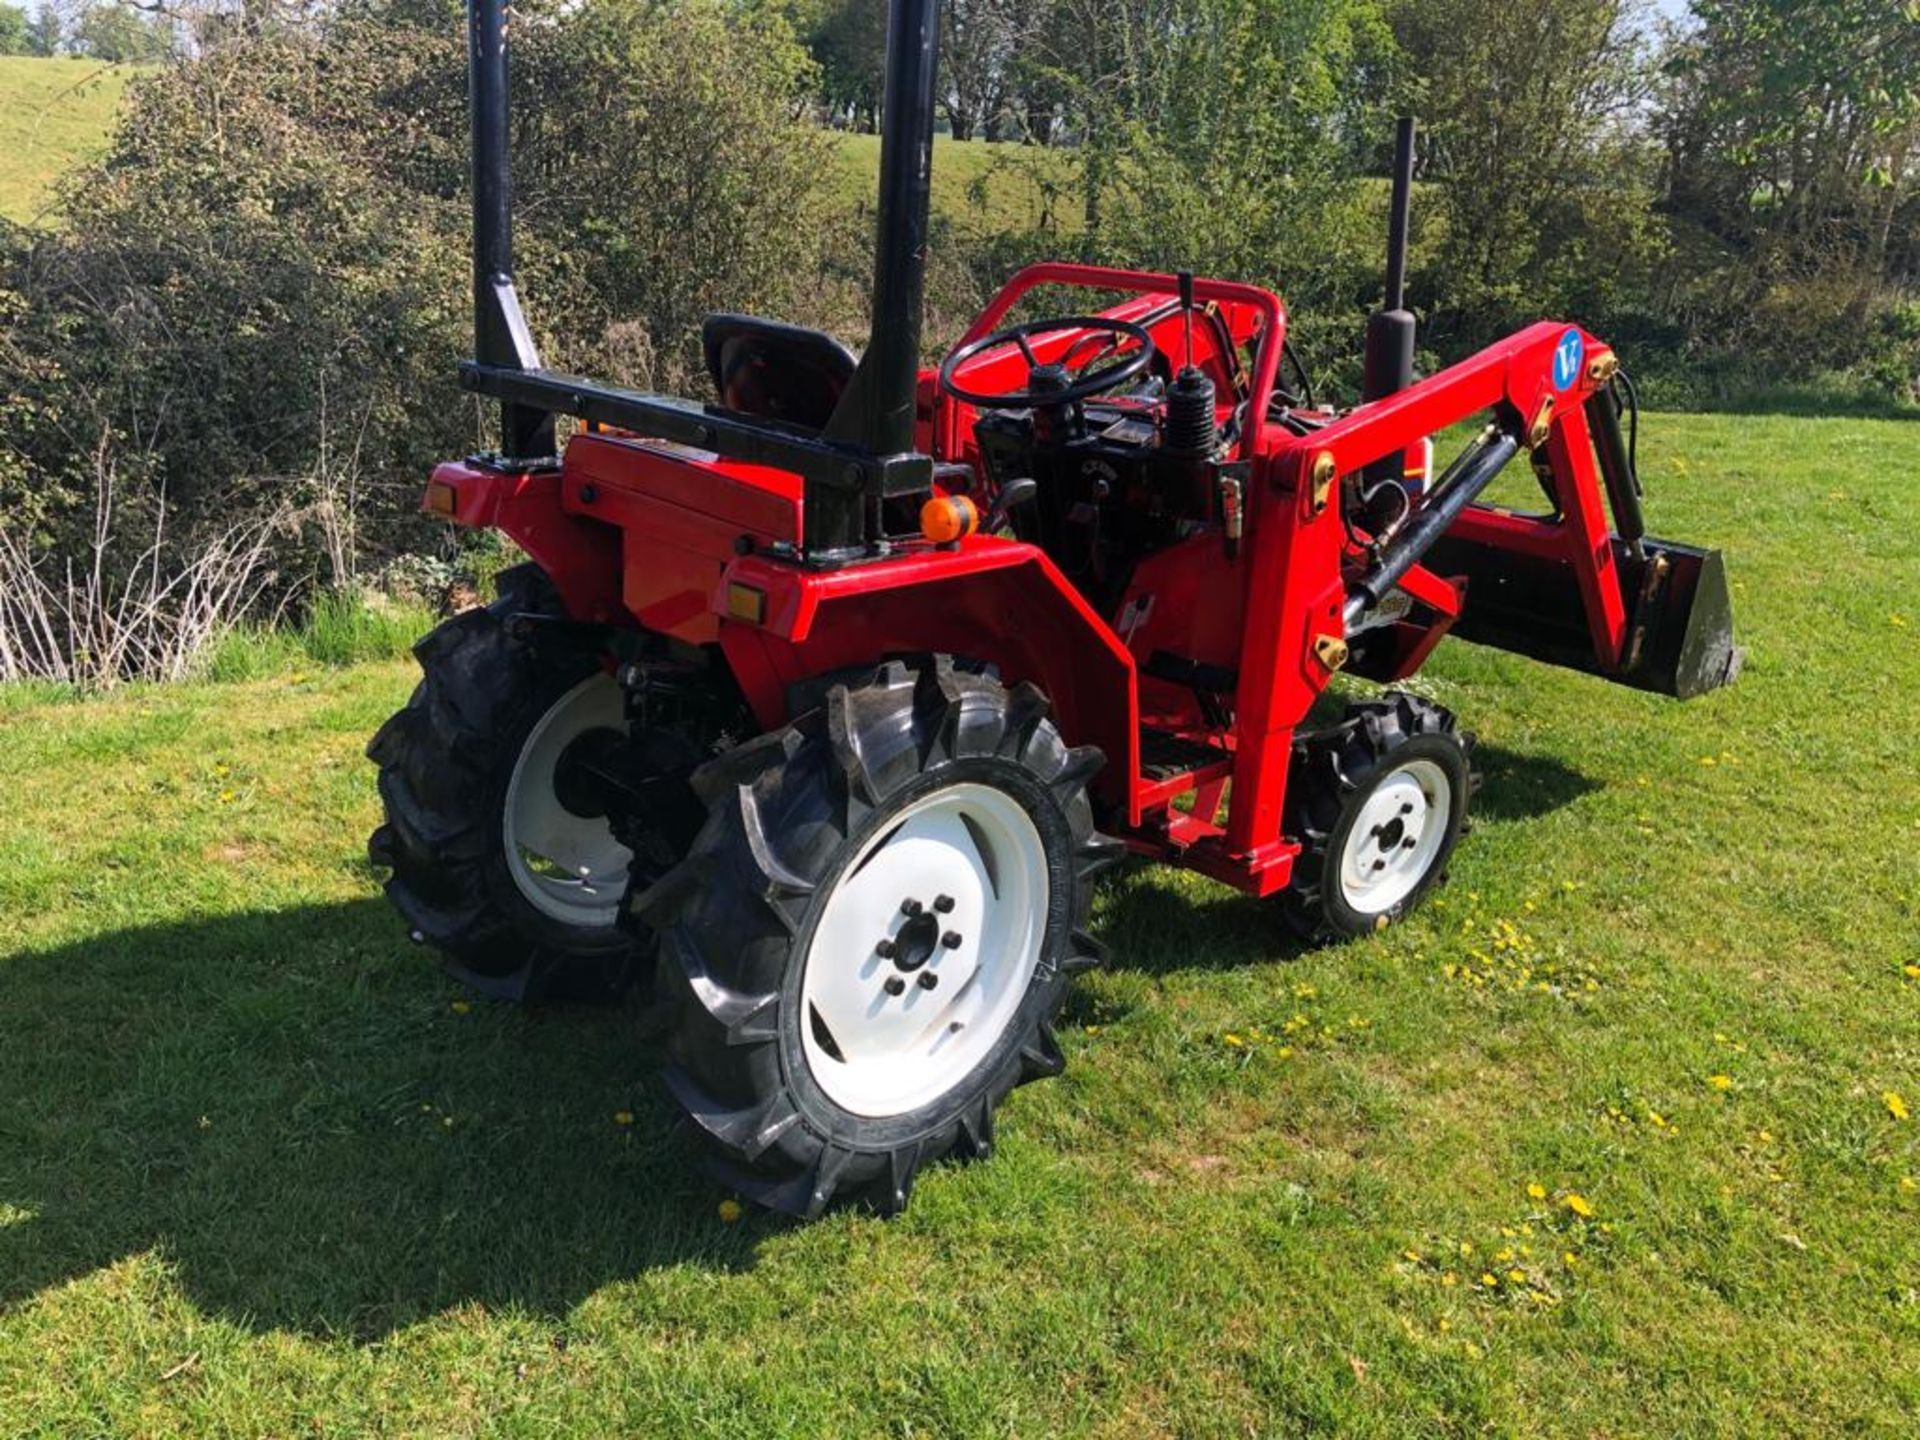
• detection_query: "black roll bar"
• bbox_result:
[461,0,941,556]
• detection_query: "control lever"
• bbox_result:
[1178,270,1197,369]
[985,477,1039,536]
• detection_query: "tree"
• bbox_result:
[0,0,844,589]
[796,0,888,129]
[26,4,62,53]
[0,3,31,54]
[941,0,1018,141]
[1663,0,1919,276]
[1652,0,1920,391]
[1387,0,1665,350]
[72,2,172,61]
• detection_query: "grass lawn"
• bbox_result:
[832,131,1078,236]
[0,57,139,226]
[2,411,1917,1435]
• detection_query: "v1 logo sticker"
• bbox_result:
[1552,328,1585,392]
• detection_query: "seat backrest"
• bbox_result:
[702,314,858,433]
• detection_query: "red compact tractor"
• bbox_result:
[370,0,1739,1216]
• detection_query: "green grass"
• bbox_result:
[0,56,140,226]
[204,591,442,683]
[832,131,1077,235]
[0,67,1073,237]
[2,412,1918,1435]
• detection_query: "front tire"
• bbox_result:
[636,658,1121,1217]
[1279,692,1474,941]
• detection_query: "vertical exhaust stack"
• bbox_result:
[469,0,553,460]
[817,0,941,544]
[1363,117,1418,406]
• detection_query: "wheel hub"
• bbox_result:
[1337,758,1453,916]
[501,674,634,928]
[887,908,943,972]
[800,783,1048,1118]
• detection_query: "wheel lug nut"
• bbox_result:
[1403,837,1417,849]
[1372,859,1387,872]
[1400,802,1413,815]
[901,899,923,917]
[934,894,955,913]
[884,976,906,996]
[941,931,963,949]
[917,972,938,990]
[875,939,896,959]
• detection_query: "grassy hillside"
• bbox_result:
[2,411,1916,1435]
[831,131,1077,235]
[0,56,139,225]
[0,60,1069,236]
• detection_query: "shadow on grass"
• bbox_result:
[1469,743,1599,823]
[0,900,755,1340]
[1080,742,1596,984]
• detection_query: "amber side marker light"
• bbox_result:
[726,582,768,625]
[920,495,979,545]
[424,480,459,518]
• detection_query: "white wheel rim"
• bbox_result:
[502,673,633,928]
[800,783,1050,1118]
[1337,758,1452,915]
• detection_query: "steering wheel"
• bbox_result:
[940,317,1157,410]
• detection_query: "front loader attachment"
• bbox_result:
[1427,531,1742,699]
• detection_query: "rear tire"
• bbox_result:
[635,657,1122,1217]
[1279,692,1474,941]
[367,564,642,1002]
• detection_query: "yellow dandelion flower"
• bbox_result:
[1563,1251,1578,1266]
[1697,756,1717,767]
[1885,1092,1911,1122]
[450,999,471,1015]
[1901,1177,1917,1193]
[1508,1269,1527,1284]
[1480,1273,1498,1288]
[1564,1193,1595,1219]
[218,789,236,804]
[717,1199,744,1224]
[1403,1249,1422,1263]
[612,1110,634,1127]
[1223,1033,1244,1048]
[1458,1240,1474,1257]
[1441,1271,1458,1286]
[1277,1046,1294,1059]
[1904,965,1920,980]
[1892,614,1909,627]
[1494,1248,1513,1263]
[1437,1317,1451,1332]
[1527,1182,1547,1200]
[1084,1025,1101,1035]
[1708,1074,1733,1091]
[1463,1341,1483,1360]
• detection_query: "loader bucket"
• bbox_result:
[1425,533,1741,699]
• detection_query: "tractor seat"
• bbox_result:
[703,314,858,433]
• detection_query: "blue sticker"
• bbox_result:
[1552,327,1585,392]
